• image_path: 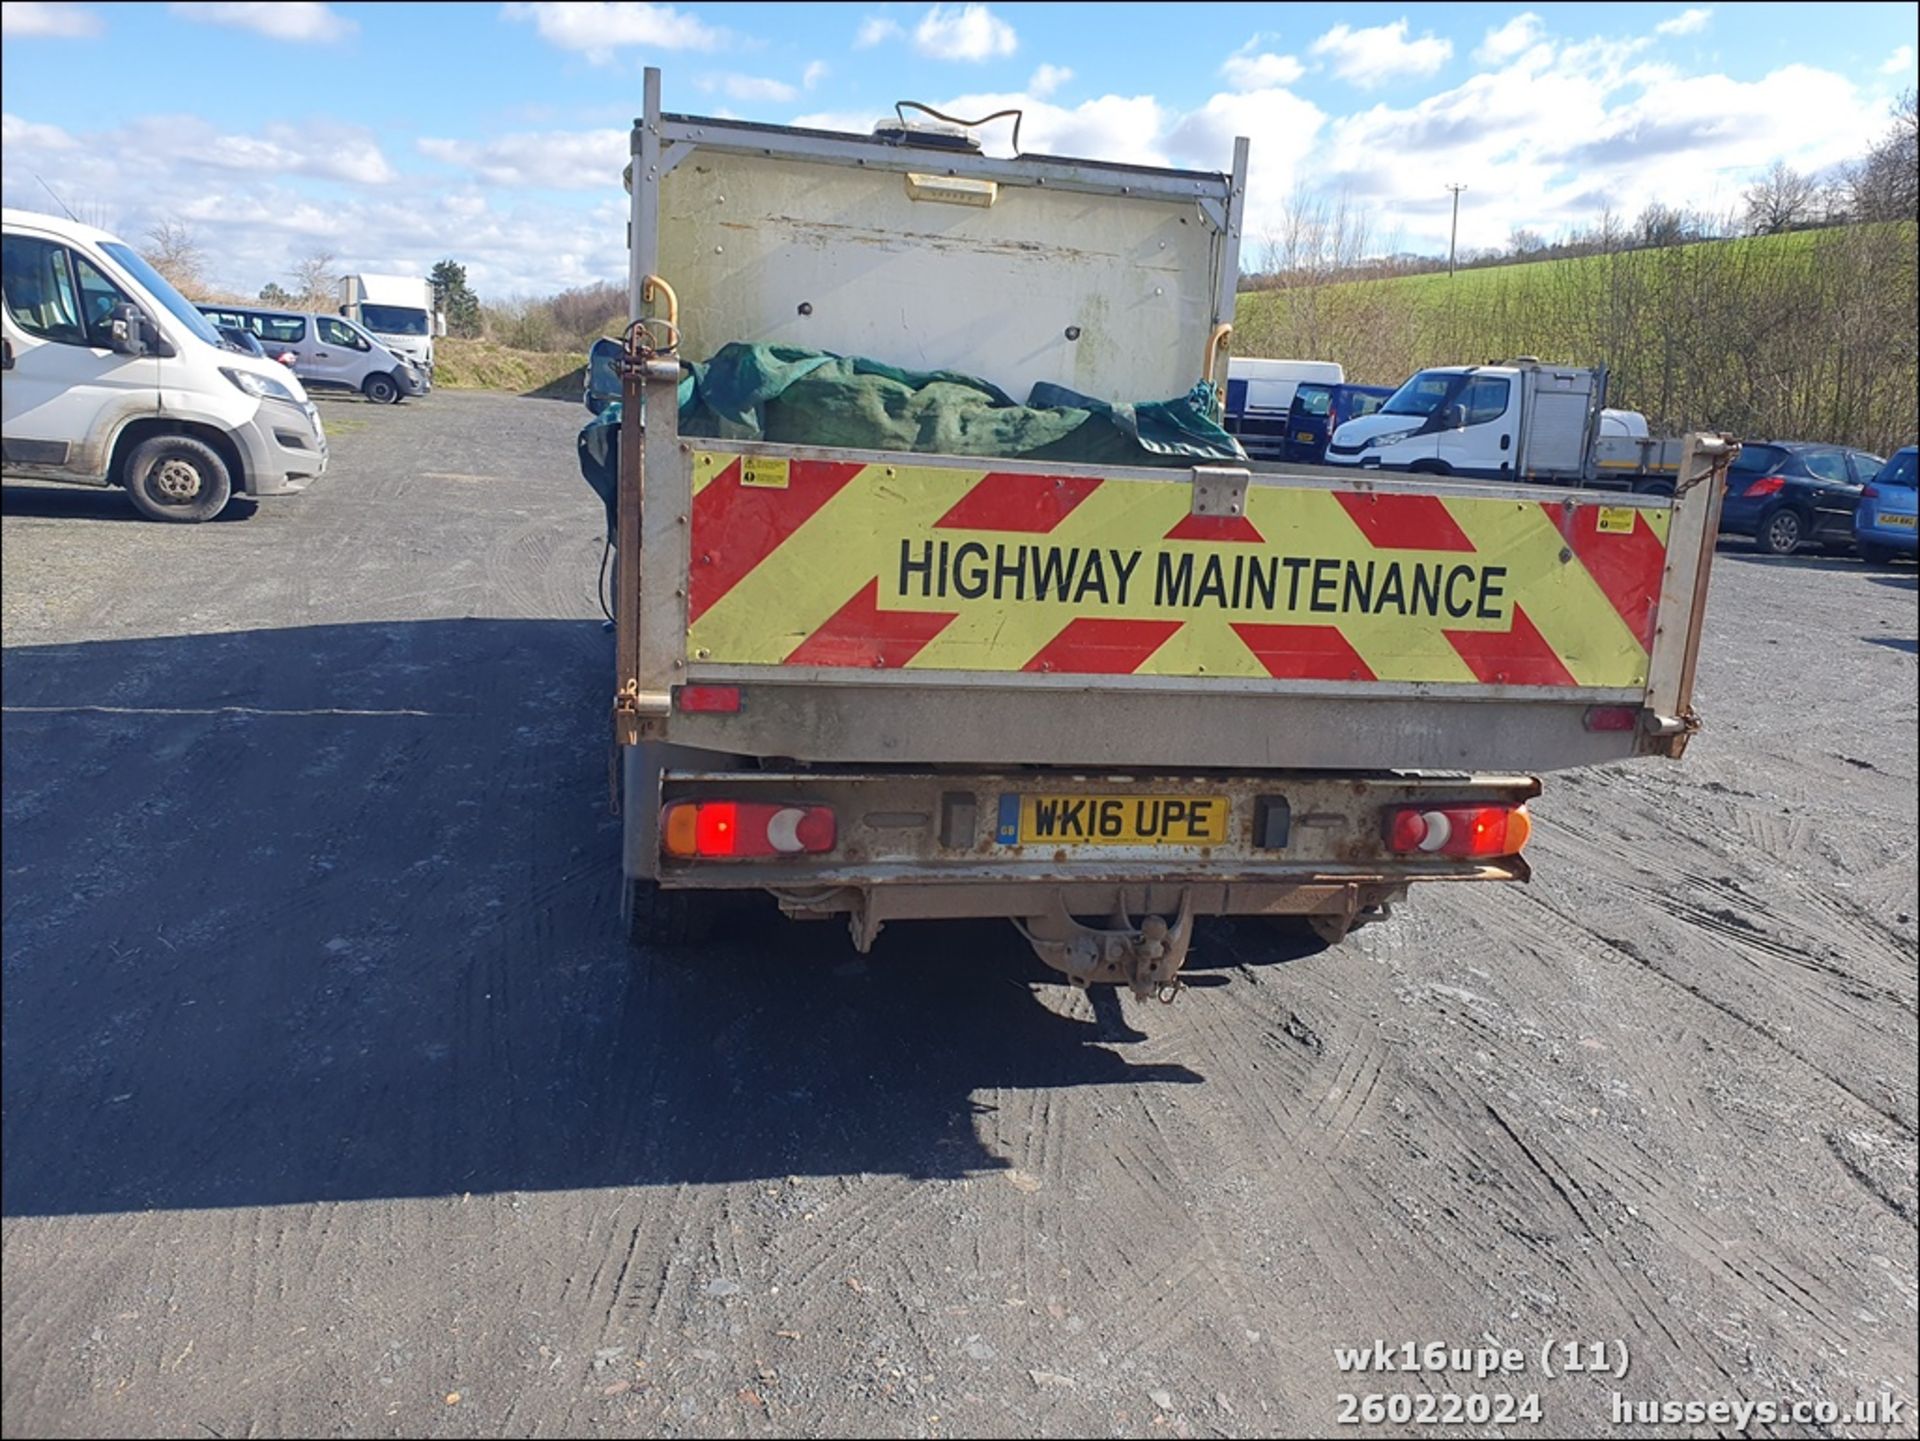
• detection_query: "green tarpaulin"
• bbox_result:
[579,342,1243,537]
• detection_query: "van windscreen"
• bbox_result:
[1292,385,1333,418]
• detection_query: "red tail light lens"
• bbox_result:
[1385,804,1532,858]
[1861,484,1880,500]
[662,801,836,859]
[674,685,742,714]
[1583,705,1639,732]
[1743,475,1786,497]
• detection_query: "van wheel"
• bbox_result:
[1407,459,1452,475]
[363,373,400,405]
[123,435,233,523]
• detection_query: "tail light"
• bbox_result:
[1742,475,1786,497]
[662,801,836,859]
[674,685,741,714]
[1861,484,1880,500]
[1583,705,1638,732]
[1385,804,1532,858]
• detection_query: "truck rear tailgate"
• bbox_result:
[645,438,1727,772]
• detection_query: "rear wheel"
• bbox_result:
[624,878,717,949]
[1858,541,1896,564]
[1757,506,1806,556]
[123,434,233,523]
[363,372,400,405]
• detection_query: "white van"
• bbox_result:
[1223,356,1343,460]
[199,303,428,404]
[2,208,326,522]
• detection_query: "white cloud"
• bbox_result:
[1475,13,1545,65]
[1311,19,1453,89]
[1,110,629,299]
[2,112,81,150]
[1309,41,1884,257]
[1027,63,1073,99]
[0,1,101,36]
[192,121,397,184]
[501,1,723,63]
[1221,41,1307,91]
[418,128,626,190]
[803,60,828,89]
[699,72,799,103]
[1881,44,1913,75]
[854,15,901,47]
[1654,8,1712,37]
[914,4,1016,62]
[169,2,353,42]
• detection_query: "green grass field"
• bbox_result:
[434,337,586,398]
[1230,224,1915,452]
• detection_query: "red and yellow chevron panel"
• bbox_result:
[683,451,1672,689]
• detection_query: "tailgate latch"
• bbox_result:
[1190,465,1250,519]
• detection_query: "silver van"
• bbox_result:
[197,305,428,404]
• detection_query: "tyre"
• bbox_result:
[1756,506,1806,556]
[1858,541,1896,564]
[1407,459,1452,476]
[624,878,717,949]
[122,434,233,523]
[363,372,400,405]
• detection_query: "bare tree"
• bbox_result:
[1846,86,1918,223]
[1507,227,1546,258]
[1743,160,1819,235]
[289,248,339,312]
[141,219,206,298]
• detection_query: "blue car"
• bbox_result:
[1853,445,1918,562]
[1720,441,1883,555]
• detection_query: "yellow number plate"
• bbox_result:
[1882,513,1915,528]
[1001,794,1230,846]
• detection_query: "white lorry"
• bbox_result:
[600,72,1734,997]
[2,207,326,522]
[337,273,442,377]
[1324,360,1688,493]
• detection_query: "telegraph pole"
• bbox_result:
[1446,183,1467,277]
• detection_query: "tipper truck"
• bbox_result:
[600,70,1733,998]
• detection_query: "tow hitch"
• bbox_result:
[1018,891,1197,1002]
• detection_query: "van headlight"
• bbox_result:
[221,367,301,405]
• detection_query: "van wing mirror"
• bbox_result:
[1443,403,1467,429]
[107,303,147,356]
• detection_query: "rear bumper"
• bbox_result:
[1854,511,1919,553]
[631,760,1537,893]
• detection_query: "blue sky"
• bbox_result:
[2,1,1913,297]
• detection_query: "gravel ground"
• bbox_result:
[3,391,1915,1438]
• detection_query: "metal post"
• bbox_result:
[1446,183,1467,277]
